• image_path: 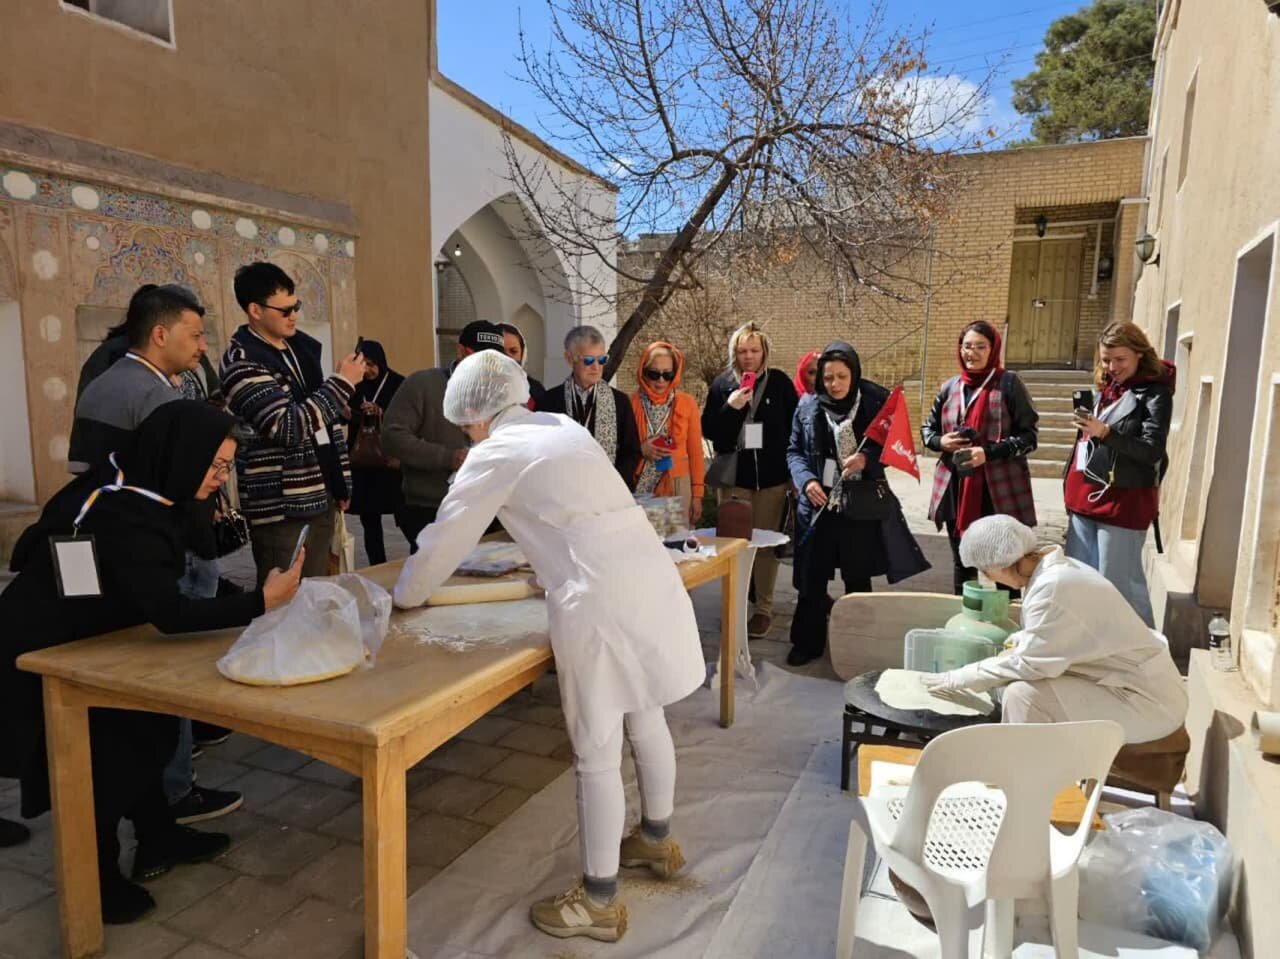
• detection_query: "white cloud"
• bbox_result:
[889,74,996,142]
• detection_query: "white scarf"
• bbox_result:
[564,378,618,464]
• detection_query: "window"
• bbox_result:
[1177,70,1197,190]
[1172,331,1193,426]
[1154,148,1169,230]
[62,0,173,44]
[1179,379,1213,542]
[1245,379,1280,633]
[1163,303,1181,362]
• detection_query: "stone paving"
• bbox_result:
[0,458,1070,958]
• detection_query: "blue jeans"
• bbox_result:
[164,553,220,802]
[1065,513,1155,628]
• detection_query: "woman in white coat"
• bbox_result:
[393,350,706,943]
[923,515,1186,744]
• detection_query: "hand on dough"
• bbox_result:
[921,671,960,693]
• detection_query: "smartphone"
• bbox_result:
[740,371,758,392]
[288,524,310,568]
[354,336,364,357]
[1072,388,1094,411]
[1074,407,1092,419]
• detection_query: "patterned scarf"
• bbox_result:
[635,392,674,494]
[564,378,618,464]
[823,392,862,512]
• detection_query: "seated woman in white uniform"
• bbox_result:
[393,350,706,943]
[923,514,1187,743]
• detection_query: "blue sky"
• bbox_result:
[437,0,1089,153]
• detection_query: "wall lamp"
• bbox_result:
[1135,233,1160,267]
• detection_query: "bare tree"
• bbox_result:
[506,0,995,380]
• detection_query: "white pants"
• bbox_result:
[1001,674,1186,744]
[574,707,676,879]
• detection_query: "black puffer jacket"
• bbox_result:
[701,368,798,489]
[1072,378,1173,489]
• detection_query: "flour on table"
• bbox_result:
[874,668,993,717]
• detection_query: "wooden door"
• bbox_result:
[1005,239,1082,366]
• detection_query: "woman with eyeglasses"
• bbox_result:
[921,320,1039,595]
[629,341,706,527]
[0,402,303,924]
[701,322,798,639]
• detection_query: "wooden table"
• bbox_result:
[17,537,747,959]
[856,744,1104,832]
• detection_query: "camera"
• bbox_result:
[956,426,981,444]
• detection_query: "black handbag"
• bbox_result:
[705,451,739,488]
[212,489,251,557]
[835,477,897,521]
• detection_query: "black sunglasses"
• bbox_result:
[643,368,676,382]
[258,299,303,317]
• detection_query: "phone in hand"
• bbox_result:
[354,336,364,357]
[288,524,310,569]
[740,371,758,392]
[1072,388,1094,411]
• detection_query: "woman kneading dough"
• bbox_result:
[393,350,705,943]
[923,515,1186,743]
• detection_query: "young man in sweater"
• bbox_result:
[382,320,506,551]
[221,262,365,585]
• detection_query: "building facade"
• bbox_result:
[1129,3,1280,955]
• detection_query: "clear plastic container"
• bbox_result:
[903,628,1002,673]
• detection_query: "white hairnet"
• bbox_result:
[958,515,1039,571]
[443,349,531,425]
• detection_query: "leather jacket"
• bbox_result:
[1072,381,1172,489]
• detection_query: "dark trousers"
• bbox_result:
[358,512,387,566]
[91,709,177,881]
[395,504,439,555]
[249,507,335,587]
[789,517,875,658]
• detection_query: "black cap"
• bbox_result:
[458,320,505,353]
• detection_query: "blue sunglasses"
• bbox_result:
[577,354,609,366]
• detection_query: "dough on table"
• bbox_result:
[874,668,994,717]
[426,578,539,606]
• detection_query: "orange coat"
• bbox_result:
[630,342,706,498]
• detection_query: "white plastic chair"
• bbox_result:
[837,720,1124,959]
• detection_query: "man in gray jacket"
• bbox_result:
[383,320,506,551]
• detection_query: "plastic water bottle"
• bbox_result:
[1207,613,1234,672]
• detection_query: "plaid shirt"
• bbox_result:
[928,372,1037,529]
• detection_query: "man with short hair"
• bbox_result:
[383,320,506,550]
[535,325,641,489]
[70,284,208,473]
[220,262,365,584]
[497,321,546,406]
[69,283,243,825]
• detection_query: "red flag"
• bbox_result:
[865,385,921,481]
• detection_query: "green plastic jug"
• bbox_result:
[944,580,1018,645]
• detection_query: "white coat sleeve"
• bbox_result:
[943,586,1077,692]
[392,443,522,609]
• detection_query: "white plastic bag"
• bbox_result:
[331,512,357,573]
[218,574,392,686]
[1079,807,1234,951]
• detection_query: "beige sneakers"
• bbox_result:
[529,884,628,942]
[619,830,687,879]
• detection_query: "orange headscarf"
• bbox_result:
[636,341,684,402]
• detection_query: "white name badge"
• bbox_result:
[315,426,331,446]
[822,458,837,488]
[50,535,103,598]
[743,422,764,450]
[1074,439,1089,471]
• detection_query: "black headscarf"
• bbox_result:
[10,401,234,573]
[123,401,236,502]
[815,341,863,417]
[353,339,403,410]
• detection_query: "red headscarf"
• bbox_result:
[794,350,820,396]
[955,323,1005,536]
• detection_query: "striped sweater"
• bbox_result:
[220,325,353,526]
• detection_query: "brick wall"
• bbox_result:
[615,138,1147,420]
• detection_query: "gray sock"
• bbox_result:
[583,873,618,905]
[641,817,670,841]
